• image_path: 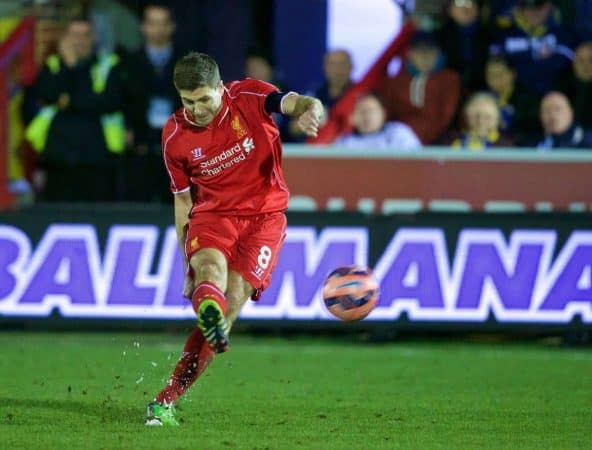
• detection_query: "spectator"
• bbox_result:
[25,17,127,202]
[449,92,513,150]
[245,49,275,84]
[555,41,592,129]
[484,55,541,139]
[489,0,575,95]
[439,0,489,92]
[379,30,460,144]
[80,0,143,55]
[312,49,354,111]
[535,91,592,149]
[125,2,182,202]
[335,93,421,150]
[244,48,294,142]
[292,49,354,141]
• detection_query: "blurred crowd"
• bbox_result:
[2,0,592,204]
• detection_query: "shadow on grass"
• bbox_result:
[0,397,141,425]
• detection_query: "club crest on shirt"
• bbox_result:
[231,116,247,139]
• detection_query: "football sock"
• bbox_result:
[191,281,228,315]
[155,328,215,404]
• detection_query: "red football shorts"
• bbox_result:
[185,212,287,300]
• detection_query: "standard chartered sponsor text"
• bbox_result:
[200,142,247,176]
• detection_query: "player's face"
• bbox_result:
[179,82,224,126]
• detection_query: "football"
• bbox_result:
[322,265,379,321]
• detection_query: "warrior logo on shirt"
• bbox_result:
[231,116,247,139]
[191,147,203,160]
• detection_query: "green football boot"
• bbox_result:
[145,401,180,426]
[197,299,230,353]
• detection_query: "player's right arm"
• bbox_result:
[162,115,194,297]
[174,190,192,267]
[173,190,195,298]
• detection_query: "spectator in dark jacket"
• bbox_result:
[535,91,592,149]
[125,2,182,202]
[439,0,490,92]
[489,0,575,95]
[555,41,592,130]
[26,17,127,202]
[484,55,541,140]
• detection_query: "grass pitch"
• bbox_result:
[0,332,590,449]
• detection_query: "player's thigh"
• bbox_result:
[186,213,238,286]
[231,212,287,300]
[226,270,255,324]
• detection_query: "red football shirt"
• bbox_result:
[162,79,290,215]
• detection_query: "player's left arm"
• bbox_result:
[266,92,324,137]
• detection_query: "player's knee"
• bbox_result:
[192,260,225,284]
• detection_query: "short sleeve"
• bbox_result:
[162,117,190,194]
[230,78,279,117]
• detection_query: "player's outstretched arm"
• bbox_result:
[174,191,193,298]
[281,94,324,137]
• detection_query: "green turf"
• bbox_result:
[0,332,590,450]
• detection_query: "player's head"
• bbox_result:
[540,91,573,135]
[174,52,224,127]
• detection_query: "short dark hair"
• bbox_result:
[173,52,221,90]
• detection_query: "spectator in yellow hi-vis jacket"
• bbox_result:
[26,16,127,202]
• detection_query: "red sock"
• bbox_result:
[155,328,215,404]
[191,281,228,315]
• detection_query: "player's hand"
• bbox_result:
[182,273,194,299]
[296,99,324,137]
